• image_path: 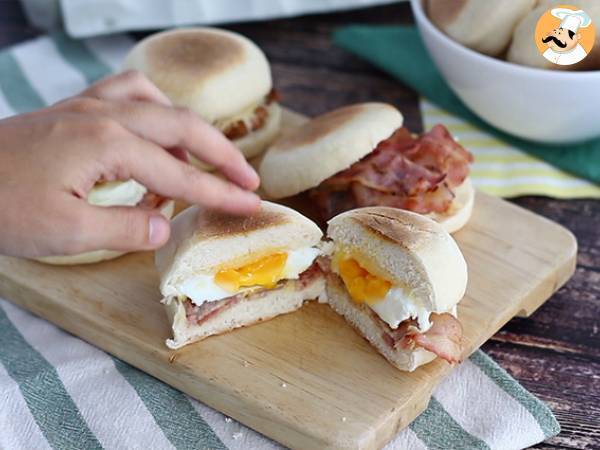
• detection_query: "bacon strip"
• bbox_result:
[222,88,279,140]
[184,295,240,326]
[297,262,323,288]
[309,124,473,220]
[402,313,463,363]
[138,192,167,209]
[369,306,462,363]
[184,261,322,325]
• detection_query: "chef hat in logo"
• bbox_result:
[551,8,592,33]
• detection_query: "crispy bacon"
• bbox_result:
[222,88,279,140]
[376,313,415,349]
[371,306,462,364]
[138,192,166,209]
[316,255,332,273]
[184,261,322,325]
[367,308,414,344]
[184,295,240,326]
[403,313,463,363]
[265,88,280,104]
[309,124,473,220]
[297,262,324,288]
[223,121,249,140]
[327,271,463,364]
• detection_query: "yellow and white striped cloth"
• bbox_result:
[421,100,600,199]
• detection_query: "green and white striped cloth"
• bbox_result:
[0,33,560,450]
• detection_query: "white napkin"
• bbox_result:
[20,0,402,37]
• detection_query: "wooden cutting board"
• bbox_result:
[0,110,577,450]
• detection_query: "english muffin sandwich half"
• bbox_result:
[155,200,325,349]
[37,180,174,265]
[259,103,474,233]
[323,207,468,372]
[123,27,281,161]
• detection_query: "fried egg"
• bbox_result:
[334,254,432,332]
[87,180,147,207]
[179,247,320,306]
[369,288,432,332]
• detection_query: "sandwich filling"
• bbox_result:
[309,124,473,221]
[216,89,279,141]
[174,246,321,325]
[87,180,168,210]
[329,250,463,363]
[182,263,323,327]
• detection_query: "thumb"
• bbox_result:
[77,204,171,253]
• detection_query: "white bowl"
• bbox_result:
[410,0,600,144]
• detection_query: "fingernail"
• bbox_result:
[149,215,169,246]
[246,164,260,189]
[245,192,262,208]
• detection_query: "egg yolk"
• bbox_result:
[338,258,391,305]
[214,253,288,292]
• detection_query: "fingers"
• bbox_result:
[171,109,260,190]
[80,70,172,106]
[58,95,259,191]
[167,146,189,163]
[109,102,259,190]
[70,202,171,253]
[113,132,261,215]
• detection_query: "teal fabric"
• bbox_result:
[334,25,600,184]
[52,33,112,84]
[0,51,45,111]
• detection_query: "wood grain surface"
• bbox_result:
[0,1,599,449]
[0,183,576,449]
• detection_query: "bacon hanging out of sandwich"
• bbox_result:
[309,125,474,221]
[222,88,280,140]
[138,192,169,210]
[375,310,463,364]
[402,313,463,363]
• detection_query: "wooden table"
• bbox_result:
[1,2,598,448]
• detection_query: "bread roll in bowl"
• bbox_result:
[426,0,536,56]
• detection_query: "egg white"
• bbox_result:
[369,288,432,332]
[87,180,147,207]
[331,255,432,332]
[179,247,320,306]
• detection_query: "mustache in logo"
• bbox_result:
[542,35,567,48]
